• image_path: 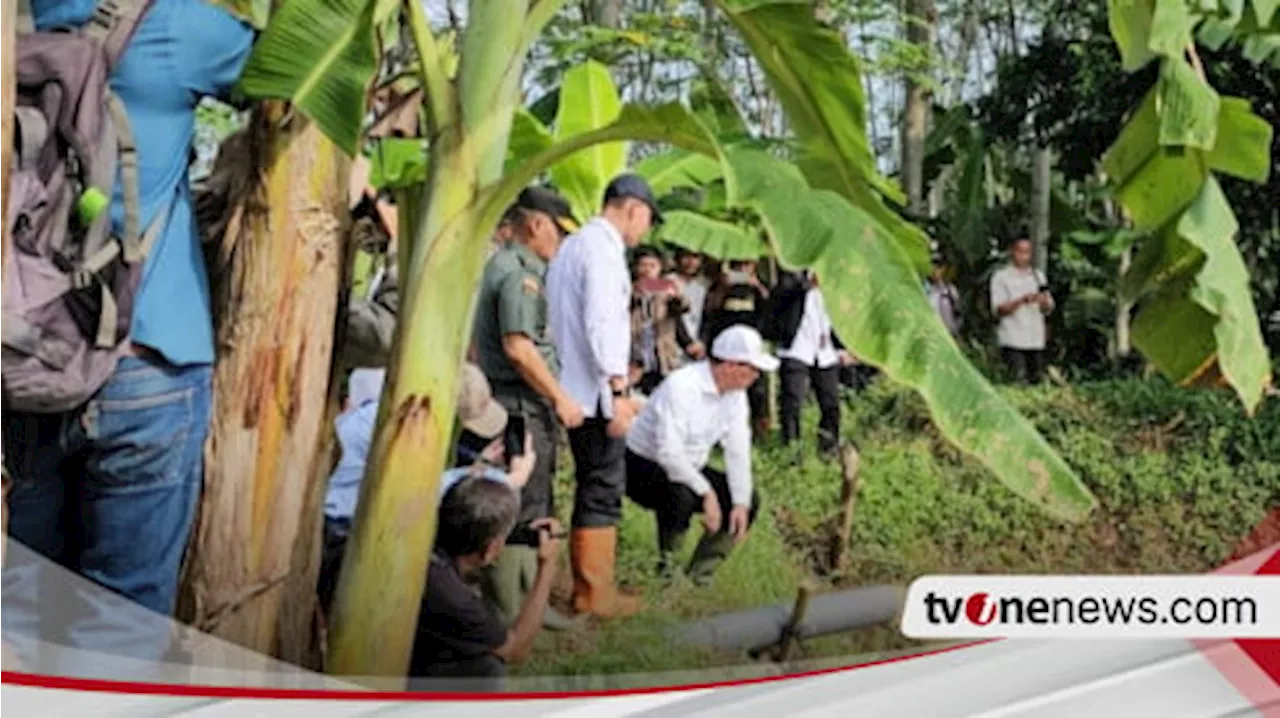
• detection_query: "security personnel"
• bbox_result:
[470,186,585,631]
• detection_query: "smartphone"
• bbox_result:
[503,414,526,458]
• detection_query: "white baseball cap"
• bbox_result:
[710,325,780,372]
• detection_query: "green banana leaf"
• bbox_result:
[722,147,1096,522]
[236,0,396,154]
[714,0,932,274]
[505,107,555,173]
[548,60,628,222]
[1105,0,1273,413]
[652,209,767,260]
[368,137,428,190]
[634,150,725,197]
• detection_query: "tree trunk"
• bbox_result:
[326,0,528,682]
[1031,145,1052,274]
[595,0,621,27]
[901,0,936,217]
[177,105,351,660]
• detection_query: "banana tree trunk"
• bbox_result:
[326,0,529,681]
[901,0,935,217]
[177,104,351,659]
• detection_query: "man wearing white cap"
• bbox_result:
[624,325,779,584]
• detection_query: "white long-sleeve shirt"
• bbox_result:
[625,361,753,507]
[777,288,840,368]
[546,217,632,419]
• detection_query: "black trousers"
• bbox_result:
[747,373,767,423]
[779,358,841,451]
[492,390,557,546]
[567,408,628,528]
[317,516,350,614]
[624,450,760,551]
[1002,347,1045,385]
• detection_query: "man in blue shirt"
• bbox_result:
[2,0,255,662]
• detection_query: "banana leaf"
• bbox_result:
[724,147,1097,522]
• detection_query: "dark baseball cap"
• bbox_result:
[603,173,664,226]
[506,186,579,234]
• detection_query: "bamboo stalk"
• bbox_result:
[829,443,861,573]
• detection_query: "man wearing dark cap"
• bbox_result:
[546,173,662,618]
[471,186,583,631]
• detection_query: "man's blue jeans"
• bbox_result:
[2,354,212,666]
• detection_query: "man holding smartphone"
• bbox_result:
[409,475,564,687]
[990,237,1055,384]
[471,187,584,630]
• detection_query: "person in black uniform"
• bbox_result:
[702,258,772,439]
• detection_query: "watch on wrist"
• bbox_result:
[612,386,630,399]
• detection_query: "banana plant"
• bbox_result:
[227,0,1264,679]
[1104,0,1275,413]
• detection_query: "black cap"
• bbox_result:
[506,186,579,234]
[603,173,664,226]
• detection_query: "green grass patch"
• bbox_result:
[515,377,1280,678]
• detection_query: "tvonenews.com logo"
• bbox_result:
[900,576,1280,639]
[922,591,1257,627]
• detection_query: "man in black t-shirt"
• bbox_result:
[409,475,563,687]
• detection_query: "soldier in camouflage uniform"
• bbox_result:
[467,187,585,631]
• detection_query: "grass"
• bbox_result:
[509,376,1280,683]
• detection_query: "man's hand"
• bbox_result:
[687,341,707,360]
[701,492,723,534]
[837,350,855,367]
[554,394,585,429]
[728,505,750,543]
[605,396,640,438]
[1037,292,1053,311]
[506,435,537,490]
[480,437,505,466]
[531,517,564,566]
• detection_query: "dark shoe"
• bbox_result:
[687,531,736,586]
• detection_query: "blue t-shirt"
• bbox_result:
[33,0,256,366]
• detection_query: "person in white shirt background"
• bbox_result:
[625,325,778,584]
[773,270,854,457]
[667,248,710,350]
[990,237,1055,384]
[545,174,660,618]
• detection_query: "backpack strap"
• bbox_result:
[82,0,158,70]
[75,198,172,348]
[103,94,141,250]
[16,0,35,33]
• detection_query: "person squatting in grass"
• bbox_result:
[624,325,778,584]
[408,472,564,687]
